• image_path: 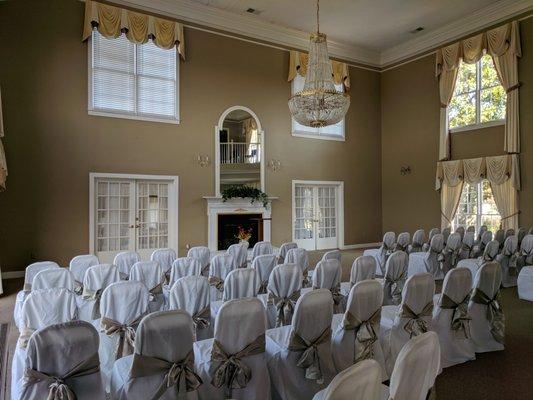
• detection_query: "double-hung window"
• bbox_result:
[448,54,506,131]
[89,31,179,123]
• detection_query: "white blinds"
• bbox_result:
[91,31,178,121]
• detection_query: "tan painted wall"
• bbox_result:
[0,0,382,271]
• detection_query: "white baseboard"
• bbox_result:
[341,242,381,250]
[1,270,25,279]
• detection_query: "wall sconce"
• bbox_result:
[196,154,210,167]
[268,159,282,171]
[400,166,411,175]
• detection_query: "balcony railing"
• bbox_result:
[220,142,260,164]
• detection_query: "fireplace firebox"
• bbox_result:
[217,213,263,251]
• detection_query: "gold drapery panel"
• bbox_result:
[83,0,185,59]
[435,21,521,159]
[287,51,351,89]
[0,87,6,191]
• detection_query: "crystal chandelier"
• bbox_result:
[288,0,350,128]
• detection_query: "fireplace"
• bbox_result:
[218,213,263,250]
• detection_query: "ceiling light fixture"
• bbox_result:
[288,0,350,128]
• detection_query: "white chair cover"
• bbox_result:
[383,251,408,306]
[497,235,519,288]
[113,251,140,280]
[169,276,213,340]
[395,233,410,252]
[459,231,475,260]
[151,248,177,277]
[517,234,533,269]
[169,257,203,285]
[457,240,500,284]
[262,264,302,328]
[252,254,277,294]
[408,230,425,254]
[110,310,200,400]
[32,268,75,292]
[380,273,435,373]
[222,268,260,301]
[472,231,493,258]
[227,243,248,269]
[364,232,395,276]
[312,359,382,400]
[187,246,211,275]
[466,226,476,233]
[14,262,60,329]
[441,232,462,274]
[340,256,376,296]
[312,259,343,312]
[20,321,105,400]
[252,241,274,259]
[69,255,99,295]
[266,289,335,400]
[408,234,444,279]
[98,281,150,391]
[194,298,270,399]
[475,225,488,246]
[381,332,441,400]
[517,227,528,247]
[286,248,310,285]
[129,261,166,312]
[422,228,440,252]
[432,268,475,368]
[468,262,504,353]
[331,280,386,380]
[321,250,341,263]
[208,253,236,301]
[442,227,451,244]
[12,288,78,400]
[504,228,515,239]
[278,242,298,264]
[455,226,465,240]
[517,266,533,301]
[79,264,121,322]
[494,229,505,247]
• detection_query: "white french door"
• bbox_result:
[293,181,342,251]
[91,174,178,263]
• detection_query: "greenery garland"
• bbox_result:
[221,185,269,207]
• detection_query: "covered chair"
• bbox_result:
[379,332,441,400]
[459,231,475,260]
[266,289,336,400]
[310,259,343,312]
[457,240,499,284]
[227,243,248,269]
[455,226,465,240]
[79,264,121,322]
[497,236,519,288]
[32,268,75,292]
[20,321,105,400]
[408,234,444,279]
[69,254,99,295]
[286,248,310,286]
[466,226,476,233]
[194,298,270,399]
[169,276,212,340]
[113,251,140,280]
[331,280,386,380]
[363,232,395,276]
[252,241,274,259]
[468,262,505,353]
[129,261,166,312]
[208,253,236,301]
[165,257,203,306]
[187,246,211,275]
[504,228,515,240]
[472,230,493,258]
[517,234,533,269]
[312,359,382,400]
[252,254,277,294]
[340,256,376,296]
[441,232,462,274]
[408,229,425,254]
[518,266,533,301]
[383,251,408,306]
[380,273,435,373]
[98,281,150,391]
[394,232,410,252]
[110,310,201,400]
[151,248,177,280]
[278,242,298,264]
[432,268,475,368]
[262,264,302,328]
[494,229,506,249]
[12,288,78,400]
[422,228,440,252]
[321,249,341,263]
[517,227,528,248]
[441,227,451,245]
[474,225,488,246]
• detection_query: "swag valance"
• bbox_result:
[287,51,351,89]
[82,0,185,59]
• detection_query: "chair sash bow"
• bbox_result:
[73,280,84,296]
[23,353,100,400]
[439,293,471,339]
[101,315,144,360]
[471,288,505,343]
[385,275,404,304]
[82,288,103,319]
[268,290,300,327]
[208,276,224,292]
[192,306,210,330]
[258,280,268,295]
[130,351,202,399]
[342,309,380,362]
[288,327,331,384]
[149,283,163,302]
[400,302,433,338]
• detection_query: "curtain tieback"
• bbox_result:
[130,351,202,399]
[288,327,332,384]
[208,276,224,292]
[439,293,471,339]
[471,288,505,344]
[385,276,403,302]
[23,353,100,400]
[500,210,521,221]
[192,306,210,330]
[400,303,433,338]
[440,103,448,108]
[269,290,300,327]
[101,314,144,359]
[342,309,381,363]
[506,83,521,93]
[82,288,103,319]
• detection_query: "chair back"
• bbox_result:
[210,253,236,280]
[21,288,77,334]
[494,229,505,247]
[227,243,248,268]
[396,232,410,251]
[350,256,376,285]
[83,264,121,294]
[286,248,310,275]
[100,281,149,324]
[455,226,465,240]
[252,241,274,259]
[312,259,341,291]
[24,261,60,291]
[222,268,260,301]
[32,268,75,292]
[129,261,165,293]
[69,255,99,286]
[410,229,425,252]
[442,227,451,244]
[170,257,202,284]
[292,289,333,345]
[267,264,302,299]
[278,242,297,264]
[169,276,210,316]
[187,246,211,271]
[321,249,341,263]
[113,251,140,278]
[383,251,408,305]
[150,248,176,274]
[424,234,444,275]
[482,240,500,262]
[252,254,277,290]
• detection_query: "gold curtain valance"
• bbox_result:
[287,51,351,89]
[435,154,520,191]
[436,21,520,75]
[83,0,185,59]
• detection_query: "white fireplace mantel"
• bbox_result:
[203,196,278,251]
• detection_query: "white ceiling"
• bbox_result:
[194,0,500,51]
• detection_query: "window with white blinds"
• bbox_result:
[89,31,179,123]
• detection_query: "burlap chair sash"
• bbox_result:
[400,302,433,338]
[471,288,505,343]
[82,288,103,319]
[439,293,471,339]
[192,306,210,330]
[149,283,163,302]
[101,314,144,360]
[208,276,224,292]
[73,280,84,296]
[385,276,403,304]
[288,327,331,384]
[258,280,268,295]
[268,290,300,327]
[342,309,381,363]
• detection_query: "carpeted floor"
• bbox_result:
[1,252,532,399]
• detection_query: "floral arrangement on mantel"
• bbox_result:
[235,225,253,242]
[221,185,269,207]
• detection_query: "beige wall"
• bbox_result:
[0,0,382,271]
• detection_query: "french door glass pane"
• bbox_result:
[318,187,336,239]
[294,185,314,240]
[96,180,131,252]
[137,182,169,250]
